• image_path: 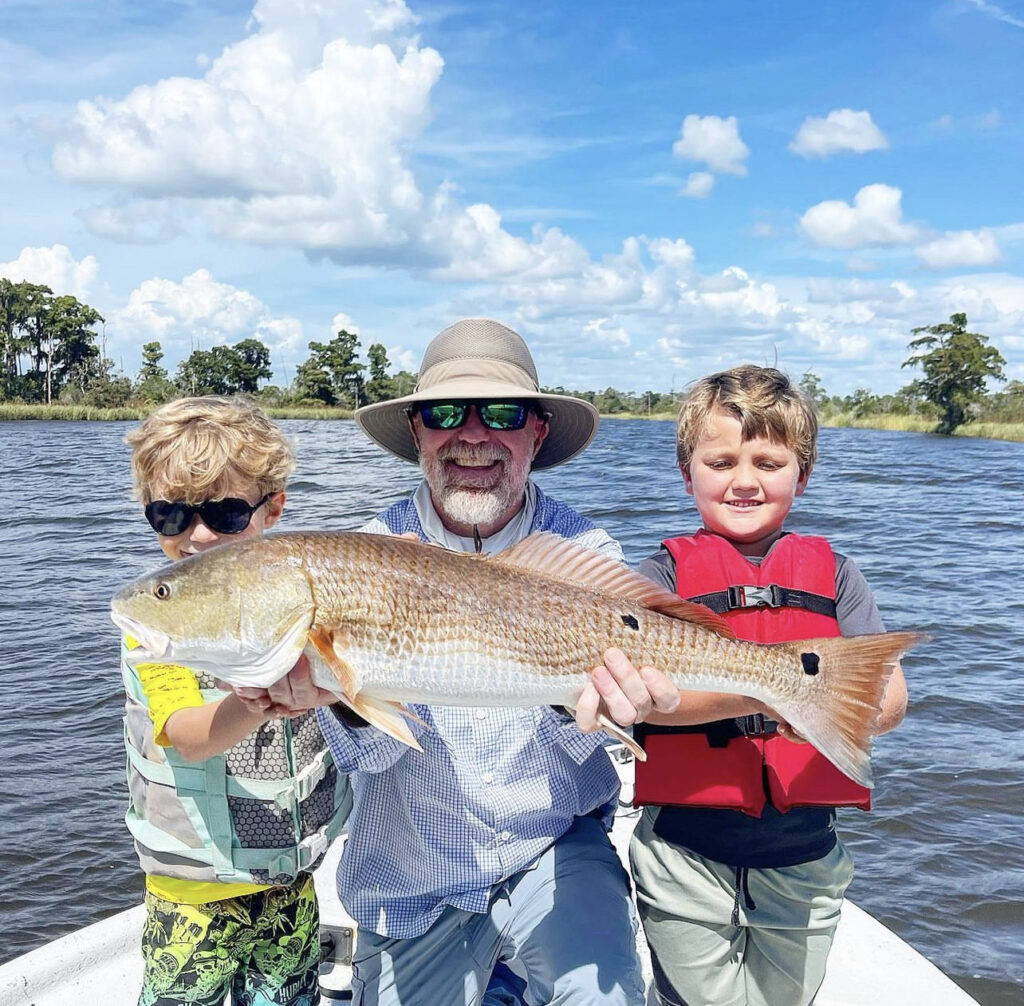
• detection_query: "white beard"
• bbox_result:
[420,443,530,530]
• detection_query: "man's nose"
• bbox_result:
[456,405,491,441]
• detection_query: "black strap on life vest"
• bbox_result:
[686,583,837,618]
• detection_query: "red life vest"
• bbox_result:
[633,530,872,816]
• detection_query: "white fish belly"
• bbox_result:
[346,641,585,708]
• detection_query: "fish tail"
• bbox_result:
[783,630,925,787]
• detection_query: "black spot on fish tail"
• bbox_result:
[801,652,820,676]
[621,613,640,631]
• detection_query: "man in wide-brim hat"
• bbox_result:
[242,318,678,1005]
[353,316,601,544]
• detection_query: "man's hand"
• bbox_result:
[230,654,338,718]
[574,647,681,733]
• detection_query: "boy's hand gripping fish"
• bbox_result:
[111,531,925,787]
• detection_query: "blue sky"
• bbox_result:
[2,0,1022,396]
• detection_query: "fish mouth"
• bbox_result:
[110,611,170,661]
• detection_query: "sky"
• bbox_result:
[1,0,1022,396]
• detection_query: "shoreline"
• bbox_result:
[1,403,1021,443]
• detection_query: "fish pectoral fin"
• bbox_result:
[308,625,357,695]
[345,693,424,752]
[597,716,647,761]
[563,704,647,762]
[492,532,735,638]
[308,625,424,752]
[393,704,429,727]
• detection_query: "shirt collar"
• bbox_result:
[412,480,538,554]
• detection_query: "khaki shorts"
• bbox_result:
[629,807,853,1006]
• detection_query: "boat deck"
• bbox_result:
[0,748,978,1005]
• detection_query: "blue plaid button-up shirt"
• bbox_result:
[316,483,623,938]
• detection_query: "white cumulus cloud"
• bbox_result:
[672,115,749,176]
[799,184,918,249]
[0,245,99,299]
[109,268,304,366]
[915,229,1003,269]
[46,0,597,282]
[680,171,715,199]
[331,312,361,335]
[789,109,888,158]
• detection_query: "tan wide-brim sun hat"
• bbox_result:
[354,318,599,470]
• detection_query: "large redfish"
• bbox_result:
[111,531,923,786]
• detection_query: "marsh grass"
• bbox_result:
[825,412,1024,442]
[265,407,355,420]
[0,403,147,421]
[951,421,1024,441]
[0,403,355,422]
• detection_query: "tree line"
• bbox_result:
[0,278,416,410]
[1,278,1017,434]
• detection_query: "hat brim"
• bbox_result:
[354,379,599,470]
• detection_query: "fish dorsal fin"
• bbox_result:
[492,531,736,638]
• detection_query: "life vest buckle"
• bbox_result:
[727,584,782,609]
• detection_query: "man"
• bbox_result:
[242,318,678,1005]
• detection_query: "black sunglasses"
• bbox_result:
[414,400,537,431]
[144,493,273,536]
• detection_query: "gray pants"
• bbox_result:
[351,815,645,1005]
[629,808,853,1006]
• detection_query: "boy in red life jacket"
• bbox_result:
[623,365,908,1006]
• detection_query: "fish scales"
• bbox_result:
[283,532,827,711]
[111,530,926,785]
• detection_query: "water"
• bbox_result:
[1,419,1022,1004]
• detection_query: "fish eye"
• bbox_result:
[154,582,172,600]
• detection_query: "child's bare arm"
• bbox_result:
[138,660,272,761]
[644,690,768,726]
[163,696,270,762]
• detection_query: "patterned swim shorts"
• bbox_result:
[139,875,321,1006]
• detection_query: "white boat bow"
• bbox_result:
[0,747,977,1006]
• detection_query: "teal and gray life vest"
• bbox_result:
[121,643,352,886]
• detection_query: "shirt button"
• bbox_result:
[500,830,513,842]
[482,772,494,785]
[476,710,488,720]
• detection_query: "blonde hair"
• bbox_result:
[676,365,818,475]
[126,396,295,502]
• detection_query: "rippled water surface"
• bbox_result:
[1,419,1021,1004]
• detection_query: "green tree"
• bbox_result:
[365,342,392,402]
[136,341,176,403]
[902,313,1006,434]
[390,370,416,398]
[596,386,625,414]
[175,346,236,396]
[292,357,336,404]
[229,338,273,393]
[0,279,52,400]
[0,282,107,402]
[295,329,366,407]
[842,387,879,419]
[982,379,1024,423]
[799,370,828,410]
[48,295,105,398]
[17,283,55,402]
[139,341,167,382]
[81,356,133,407]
